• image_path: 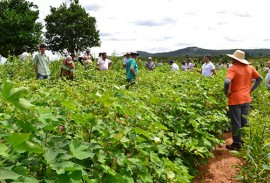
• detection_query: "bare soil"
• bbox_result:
[194,133,245,183]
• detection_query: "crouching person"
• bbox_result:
[60,56,75,80]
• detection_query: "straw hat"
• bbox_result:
[226,50,249,65]
[124,52,130,56]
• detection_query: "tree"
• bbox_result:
[44,0,101,53]
[0,0,43,57]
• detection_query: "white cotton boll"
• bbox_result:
[154,137,161,143]
[167,171,175,180]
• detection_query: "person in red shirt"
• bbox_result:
[224,50,262,150]
[60,56,75,80]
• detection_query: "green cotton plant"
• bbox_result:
[237,112,270,182]
[236,86,270,182]
[0,57,243,182]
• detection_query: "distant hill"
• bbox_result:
[137,47,270,58]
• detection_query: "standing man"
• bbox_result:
[122,52,130,69]
[145,57,155,70]
[83,47,94,64]
[169,60,179,71]
[266,70,270,89]
[201,55,216,77]
[181,61,187,71]
[264,60,270,72]
[224,50,262,150]
[34,44,50,80]
[126,52,139,83]
[19,47,30,61]
[186,58,194,70]
[96,52,113,71]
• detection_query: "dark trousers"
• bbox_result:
[229,103,250,145]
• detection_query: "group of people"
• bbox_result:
[25,44,270,151]
[121,51,139,82]
[216,61,233,70]
[168,55,216,77]
[33,44,115,80]
[122,49,267,151]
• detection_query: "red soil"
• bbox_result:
[194,133,245,183]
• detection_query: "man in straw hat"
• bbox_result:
[126,52,139,83]
[122,52,130,69]
[224,50,262,150]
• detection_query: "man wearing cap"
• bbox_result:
[224,50,262,150]
[145,57,155,70]
[60,56,75,80]
[83,48,94,64]
[33,44,50,80]
[122,52,130,69]
[96,52,113,71]
[126,52,139,83]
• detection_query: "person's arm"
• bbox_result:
[122,59,126,68]
[130,67,136,78]
[224,78,231,96]
[151,63,155,69]
[34,64,38,79]
[96,60,100,70]
[108,61,113,70]
[33,55,38,79]
[250,77,262,93]
[211,64,216,75]
[212,69,216,75]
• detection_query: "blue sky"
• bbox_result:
[30,0,270,55]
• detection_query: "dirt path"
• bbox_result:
[194,133,245,183]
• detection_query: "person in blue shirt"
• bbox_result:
[126,52,139,83]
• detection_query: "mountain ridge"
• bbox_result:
[137,47,270,57]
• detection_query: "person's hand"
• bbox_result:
[226,90,232,97]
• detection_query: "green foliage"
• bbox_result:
[0,0,42,57]
[236,86,270,182]
[44,0,100,53]
[0,57,234,182]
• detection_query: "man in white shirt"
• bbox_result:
[122,52,130,69]
[266,72,270,89]
[201,55,216,77]
[216,61,223,70]
[170,60,179,71]
[186,59,194,70]
[19,48,30,61]
[181,61,187,71]
[97,52,113,71]
[264,60,270,73]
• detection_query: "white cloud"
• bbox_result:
[30,0,270,55]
